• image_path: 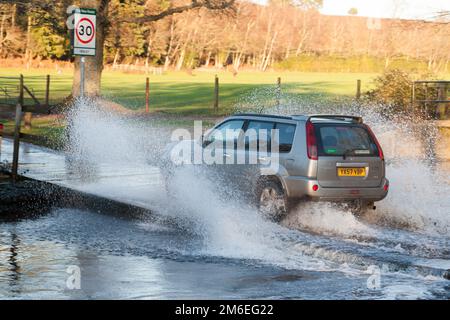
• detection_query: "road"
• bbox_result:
[0,137,449,299]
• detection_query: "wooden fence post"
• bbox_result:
[0,123,3,161]
[214,75,219,112]
[356,79,361,100]
[436,83,448,119]
[12,74,23,182]
[45,74,50,106]
[145,77,149,113]
[411,82,416,113]
[23,74,32,129]
[276,77,281,107]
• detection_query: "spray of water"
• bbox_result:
[65,97,169,166]
[252,92,450,236]
[63,93,449,287]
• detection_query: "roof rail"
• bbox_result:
[307,114,363,124]
[231,113,293,120]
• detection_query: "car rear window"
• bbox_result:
[315,124,379,157]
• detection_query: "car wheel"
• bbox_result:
[256,180,288,222]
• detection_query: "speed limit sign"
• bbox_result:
[73,8,96,56]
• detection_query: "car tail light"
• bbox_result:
[365,124,384,160]
[384,183,389,191]
[312,184,319,191]
[306,121,318,160]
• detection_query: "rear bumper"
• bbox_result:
[283,176,389,202]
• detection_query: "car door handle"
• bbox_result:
[258,157,268,161]
[224,153,231,158]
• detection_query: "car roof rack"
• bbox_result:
[231,113,293,120]
[231,113,363,123]
[305,114,363,124]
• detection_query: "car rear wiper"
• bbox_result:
[342,148,357,160]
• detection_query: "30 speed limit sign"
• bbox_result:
[73,8,96,56]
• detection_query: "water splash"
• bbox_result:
[61,92,450,288]
[65,98,169,166]
[236,89,449,236]
[282,202,377,238]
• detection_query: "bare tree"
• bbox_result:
[72,0,235,97]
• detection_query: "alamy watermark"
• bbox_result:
[366,264,389,290]
[66,265,81,290]
[169,121,280,175]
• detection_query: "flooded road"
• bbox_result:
[1,207,448,299]
[1,101,449,299]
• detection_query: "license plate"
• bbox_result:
[337,167,366,177]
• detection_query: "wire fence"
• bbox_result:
[0,75,72,107]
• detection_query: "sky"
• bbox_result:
[251,0,450,20]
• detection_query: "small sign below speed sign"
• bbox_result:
[73,8,96,56]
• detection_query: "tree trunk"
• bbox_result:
[0,13,6,56]
[204,51,211,67]
[176,48,185,71]
[24,16,33,129]
[285,41,291,60]
[72,0,109,97]
[145,38,152,73]
[262,31,277,71]
[112,49,119,68]
[164,18,175,71]
[11,4,16,27]
[25,16,32,68]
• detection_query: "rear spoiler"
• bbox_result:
[307,115,363,124]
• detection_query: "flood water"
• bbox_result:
[1,206,448,300]
[0,99,449,299]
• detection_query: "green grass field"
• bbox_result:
[1,67,449,149]
[0,67,378,115]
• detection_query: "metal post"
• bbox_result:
[45,74,50,106]
[145,77,149,113]
[80,56,85,97]
[12,74,23,182]
[356,79,361,100]
[214,75,219,112]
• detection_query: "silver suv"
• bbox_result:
[164,113,389,220]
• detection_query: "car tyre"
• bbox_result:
[256,179,289,222]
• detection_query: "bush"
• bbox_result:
[366,69,436,113]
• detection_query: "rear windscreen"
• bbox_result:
[315,124,379,157]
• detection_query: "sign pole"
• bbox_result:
[80,56,85,97]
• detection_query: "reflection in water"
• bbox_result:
[8,233,20,285]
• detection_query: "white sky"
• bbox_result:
[251,0,450,20]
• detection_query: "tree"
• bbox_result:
[72,0,236,97]
[1,0,449,80]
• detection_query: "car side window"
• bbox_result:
[274,123,296,152]
[244,120,275,152]
[203,120,245,148]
